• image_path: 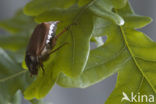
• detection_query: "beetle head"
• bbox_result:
[25,54,39,75]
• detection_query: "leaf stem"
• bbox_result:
[0,70,27,82]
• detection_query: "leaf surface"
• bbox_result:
[89,0,124,25]
[105,59,156,104]
[57,25,130,88]
[0,35,27,50]
[24,0,76,16]
[0,48,25,103]
[0,11,44,103]
[0,10,35,34]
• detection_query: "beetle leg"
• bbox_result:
[49,42,68,55]
[40,63,45,75]
[55,23,76,39]
[38,57,45,75]
[50,37,57,48]
[55,28,68,39]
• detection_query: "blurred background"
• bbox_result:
[0,0,155,104]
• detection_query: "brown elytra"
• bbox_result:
[25,21,70,76]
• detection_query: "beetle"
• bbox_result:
[25,21,70,76]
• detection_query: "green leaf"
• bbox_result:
[54,10,93,77]
[57,26,129,88]
[11,91,22,104]
[89,0,124,25]
[124,15,152,29]
[105,60,156,104]
[105,3,156,103]
[0,35,28,50]
[0,48,25,103]
[0,10,35,35]
[23,61,58,99]
[24,0,76,16]
[6,49,25,63]
[0,48,43,103]
[111,0,128,9]
[78,0,91,6]
[78,0,128,8]
[30,99,45,104]
[124,29,156,92]
[116,3,152,28]
[35,5,79,23]
[91,17,114,36]
[125,29,156,61]
[0,10,43,103]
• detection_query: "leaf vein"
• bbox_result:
[0,70,27,82]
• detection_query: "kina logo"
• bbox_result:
[121,92,154,103]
